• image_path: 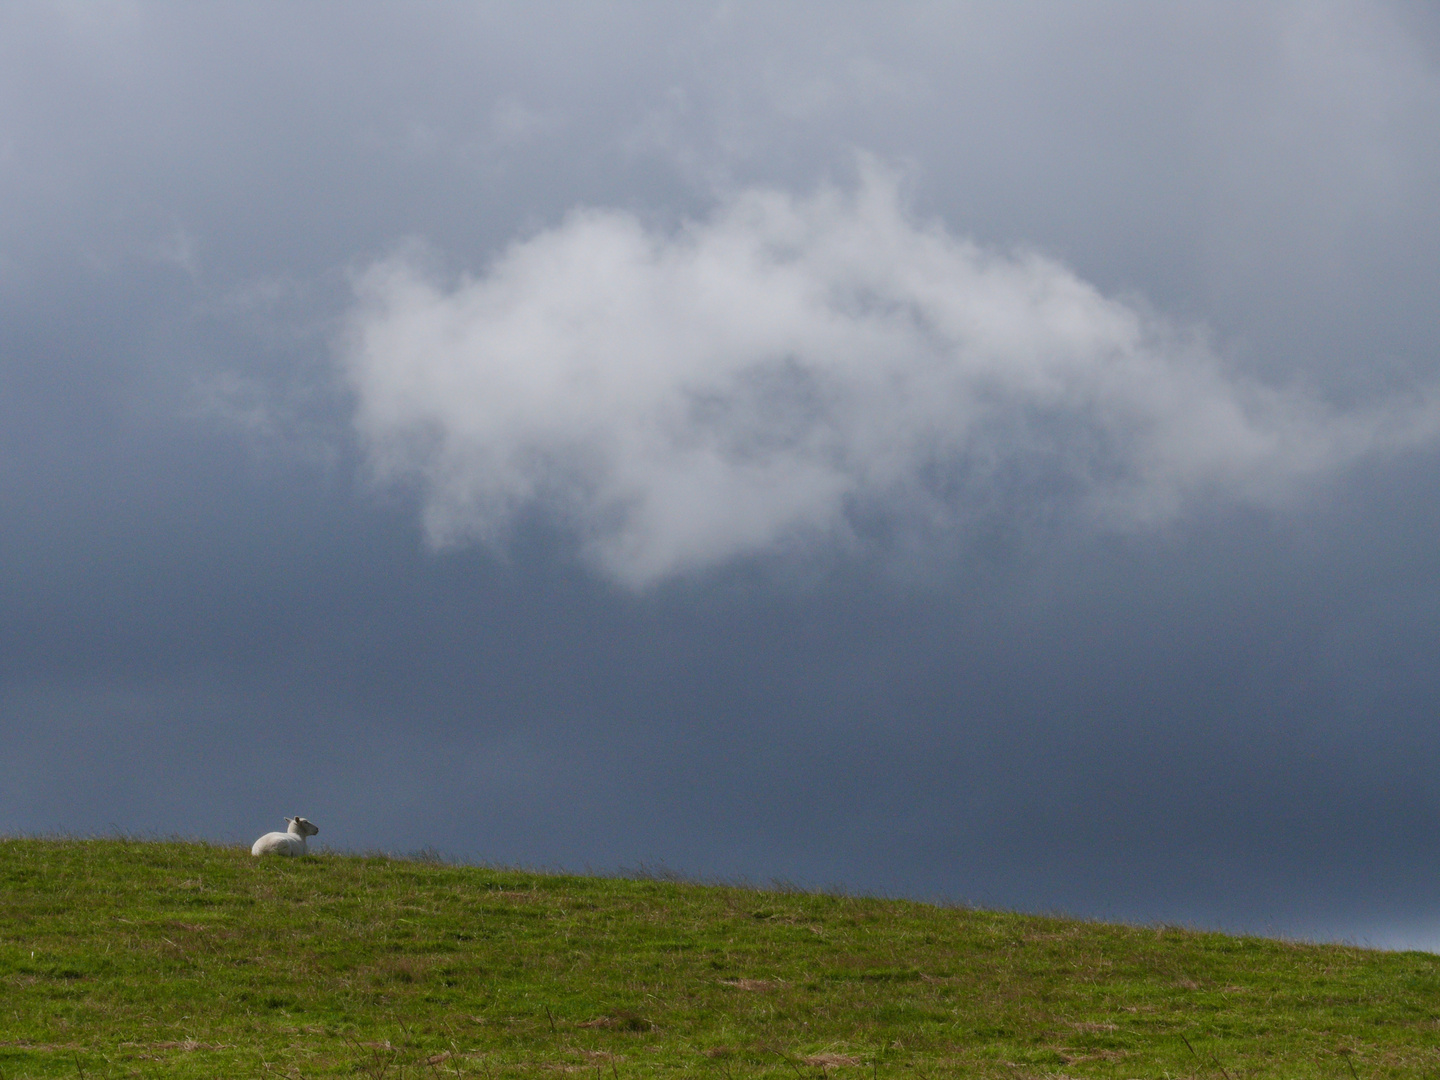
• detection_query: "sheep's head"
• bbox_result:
[286,816,320,837]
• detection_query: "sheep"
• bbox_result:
[251,816,320,857]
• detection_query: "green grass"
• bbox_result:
[2,838,1438,1078]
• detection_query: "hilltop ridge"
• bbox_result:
[2,837,1437,1077]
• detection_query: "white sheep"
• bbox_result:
[251,816,320,857]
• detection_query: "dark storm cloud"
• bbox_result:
[3,2,1440,949]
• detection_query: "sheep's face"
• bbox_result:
[285,816,320,837]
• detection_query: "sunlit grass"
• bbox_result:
[2,837,1437,1077]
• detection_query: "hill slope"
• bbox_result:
[1,838,1437,1077]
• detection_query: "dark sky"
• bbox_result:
[5,2,1440,949]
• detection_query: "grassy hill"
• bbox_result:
[2,838,1438,1078]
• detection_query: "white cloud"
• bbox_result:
[340,161,1440,587]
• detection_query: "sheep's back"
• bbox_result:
[251,831,306,856]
